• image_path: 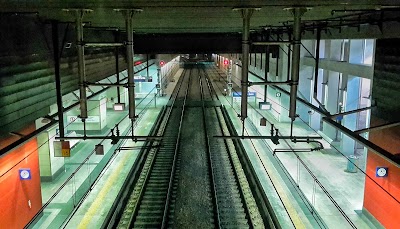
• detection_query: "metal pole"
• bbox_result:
[114,31,121,103]
[56,135,163,141]
[84,42,124,47]
[313,27,328,112]
[322,117,400,165]
[146,54,149,80]
[264,45,269,102]
[124,10,136,120]
[240,8,254,122]
[157,67,161,96]
[76,10,88,119]
[249,81,290,86]
[275,35,280,77]
[355,121,400,134]
[52,21,65,138]
[252,41,292,45]
[289,7,306,121]
[329,105,375,119]
[286,33,292,81]
[214,135,322,140]
[228,60,232,96]
[86,82,127,87]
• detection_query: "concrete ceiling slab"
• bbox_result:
[2,1,400,33]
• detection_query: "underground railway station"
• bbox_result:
[1,1,400,228]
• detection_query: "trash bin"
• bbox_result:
[346,155,359,173]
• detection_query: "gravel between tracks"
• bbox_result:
[172,107,214,229]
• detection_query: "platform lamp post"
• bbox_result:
[158,60,165,96]
[226,59,233,97]
[157,66,161,96]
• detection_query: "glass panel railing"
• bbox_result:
[215,79,385,228]
[27,86,160,228]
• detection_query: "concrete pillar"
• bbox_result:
[341,76,361,156]
[322,70,340,141]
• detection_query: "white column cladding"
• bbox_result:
[341,76,361,156]
[310,68,323,130]
[277,45,291,123]
[35,118,65,181]
[66,99,107,131]
[298,40,314,123]
[322,70,340,141]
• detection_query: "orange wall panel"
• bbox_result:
[364,117,400,229]
[0,123,36,151]
[0,138,42,229]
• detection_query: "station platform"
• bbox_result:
[29,69,183,228]
[28,65,383,228]
[208,67,383,229]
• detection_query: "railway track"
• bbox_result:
[200,68,265,228]
[116,69,191,228]
[108,64,279,229]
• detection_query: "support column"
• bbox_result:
[289,7,306,121]
[264,45,270,102]
[146,54,149,80]
[237,8,255,122]
[51,21,65,138]
[75,10,88,119]
[118,9,142,120]
[126,11,135,120]
[114,30,121,103]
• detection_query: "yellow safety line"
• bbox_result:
[77,152,131,229]
[267,165,307,229]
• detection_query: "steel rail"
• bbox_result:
[220,106,280,228]
[200,68,222,228]
[204,66,255,226]
[122,69,190,228]
[102,107,167,228]
[160,67,192,228]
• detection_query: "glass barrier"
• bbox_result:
[26,87,160,228]
[213,77,387,228]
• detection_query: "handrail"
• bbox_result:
[245,118,327,228]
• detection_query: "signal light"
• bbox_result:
[223,59,229,65]
[159,60,165,67]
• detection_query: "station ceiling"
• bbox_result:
[2,0,400,34]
